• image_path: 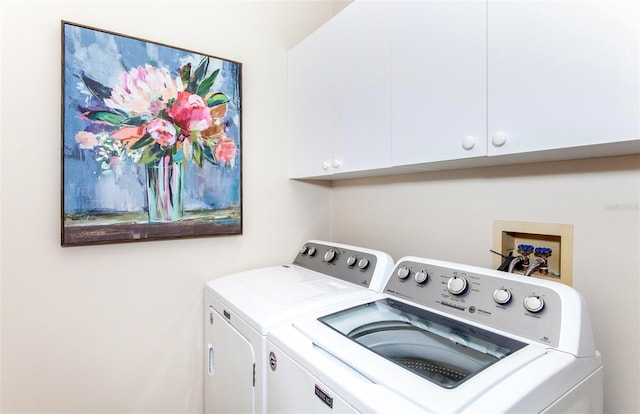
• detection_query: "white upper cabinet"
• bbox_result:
[289,0,640,180]
[288,1,392,179]
[488,0,640,156]
[392,1,488,165]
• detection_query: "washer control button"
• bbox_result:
[414,271,428,284]
[397,266,410,279]
[447,276,468,295]
[358,257,370,269]
[524,296,545,313]
[346,255,357,266]
[323,249,337,262]
[493,288,512,305]
[307,246,317,256]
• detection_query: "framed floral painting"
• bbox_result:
[61,21,242,246]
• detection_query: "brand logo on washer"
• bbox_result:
[269,351,277,371]
[315,385,333,408]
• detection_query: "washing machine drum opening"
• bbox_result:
[319,299,527,389]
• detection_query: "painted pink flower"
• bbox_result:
[213,138,237,166]
[168,91,212,134]
[104,65,182,116]
[146,118,177,146]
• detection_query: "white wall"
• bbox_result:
[0,1,333,413]
[332,154,640,414]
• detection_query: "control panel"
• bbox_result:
[293,241,382,289]
[384,259,562,347]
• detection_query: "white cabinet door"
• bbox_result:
[332,0,392,174]
[392,1,487,166]
[488,0,640,156]
[288,1,392,179]
[288,20,334,178]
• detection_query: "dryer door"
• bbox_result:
[205,306,255,414]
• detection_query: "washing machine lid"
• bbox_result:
[206,265,376,335]
[318,297,527,389]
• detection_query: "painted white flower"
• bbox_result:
[104,65,183,116]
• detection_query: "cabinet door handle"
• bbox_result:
[492,131,507,147]
[462,136,476,150]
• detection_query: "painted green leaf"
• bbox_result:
[122,114,152,126]
[180,64,192,88]
[129,134,155,150]
[202,144,218,166]
[192,142,203,167]
[86,111,126,125]
[188,57,209,93]
[196,68,220,97]
[207,93,230,107]
[138,145,163,165]
[82,74,113,102]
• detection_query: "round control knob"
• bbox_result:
[300,245,309,255]
[493,288,512,305]
[323,249,337,262]
[414,271,428,284]
[447,276,468,295]
[346,255,357,267]
[397,266,410,279]
[358,257,370,269]
[307,246,317,256]
[492,131,507,147]
[523,296,545,313]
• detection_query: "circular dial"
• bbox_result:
[346,255,357,266]
[358,257,370,269]
[524,296,545,313]
[323,249,337,262]
[307,246,317,256]
[493,288,512,305]
[447,276,468,295]
[300,245,309,255]
[414,270,428,284]
[397,266,410,279]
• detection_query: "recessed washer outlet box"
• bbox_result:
[493,220,574,286]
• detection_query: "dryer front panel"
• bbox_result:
[205,305,255,414]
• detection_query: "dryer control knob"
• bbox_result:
[323,249,337,262]
[414,271,429,284]
[346,255,357,266]
[493,288,512,304]
[358,257,370,269]
[397,266,410,279]
[307,246,317,256]
[524,296,545,313]
[447,276,468,295]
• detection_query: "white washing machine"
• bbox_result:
[203,240,394,414]
[267,256,603,413]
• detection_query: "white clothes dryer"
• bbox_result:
[267,256,603,413]
[203,240,394,414]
